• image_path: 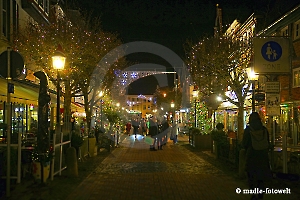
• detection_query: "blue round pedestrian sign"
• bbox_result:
[261,41,282,62]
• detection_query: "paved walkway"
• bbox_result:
[64,134,295,200]
[2,133,298,200]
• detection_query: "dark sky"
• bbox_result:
[69,0,299,94]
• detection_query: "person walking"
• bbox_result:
[172,122,179,144]
[140,118,147,136]
[125,121,131,136]
[148,116,158,151]
[242,112,271,200]
[132,118,139,138]
[157,118,169,149]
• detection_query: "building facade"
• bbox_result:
[125,94,155,119]
[0,0,69,138]
[220,3,300,145]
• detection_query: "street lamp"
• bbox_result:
[192,89,199,127]
[170,101,175,123]
[52,44,66,134]
[248,68,259,112]
[99,91,104,128]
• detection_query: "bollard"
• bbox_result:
[238,149,246,179]
[66,147,78,177]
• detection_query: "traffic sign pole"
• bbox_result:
[6,47,11,197]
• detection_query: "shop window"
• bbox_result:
[0,103,3,124]
[294,19,300,40]
[293,67,300,87]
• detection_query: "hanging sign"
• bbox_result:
[253,37,290,74]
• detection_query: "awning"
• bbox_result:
[0,78,57,105]
[0,78,85,114]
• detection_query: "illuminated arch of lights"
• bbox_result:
[113,69,177,94]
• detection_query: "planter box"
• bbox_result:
[192,134,212,150]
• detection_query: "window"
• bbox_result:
[294,20,300,40]
[281,26,288,36]
[293,67,300,87]
[1,0,18,41]
[2,0,8,38]
[34,0,49,16]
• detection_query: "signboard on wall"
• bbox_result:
[253,37,290,74]
[266,93,280,116]
[265,81,280,93]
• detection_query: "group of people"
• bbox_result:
[125,116,178,151]
[148,116,179,151]
[125,118,148,136]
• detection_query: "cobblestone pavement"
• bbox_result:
[2,134,299,200]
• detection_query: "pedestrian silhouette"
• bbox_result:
[266,43,272,60]
[272,50,277,59]
[242,112,271,200]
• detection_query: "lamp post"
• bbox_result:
[170,101,175,123]
[116,102,120,145]
[192,89,199,128]
[52,44,66,134]
[248,68,258,112]
[99,91,104,128]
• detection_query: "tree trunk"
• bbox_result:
[63,80,72,134]
[83,88,91,135]
[237,102,245,142]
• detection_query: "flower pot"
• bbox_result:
[32,161,50,183]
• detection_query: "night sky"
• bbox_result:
[69,0,299,94]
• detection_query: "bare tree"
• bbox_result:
[185,36,253,141]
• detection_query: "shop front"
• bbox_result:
[0,78,58,141]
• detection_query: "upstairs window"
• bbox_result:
[1,0,18,41]
[294,19,300,40]
[281,26,288,36]
[293,67,300,87]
